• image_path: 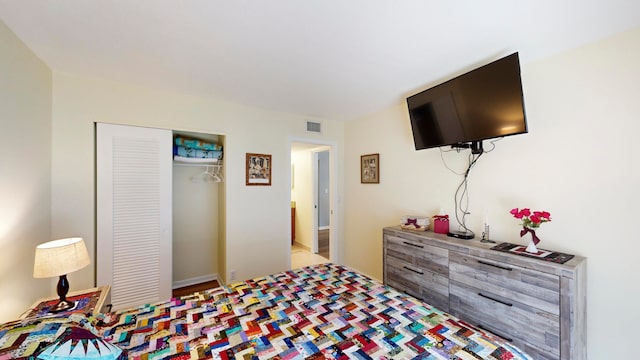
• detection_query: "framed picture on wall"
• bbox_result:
[360,153,379,184]
[246,153,272,186]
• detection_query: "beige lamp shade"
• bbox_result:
[33,237,91,278]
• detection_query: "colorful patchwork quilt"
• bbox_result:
[96,264,530,359]
[0,313,104,359]
[0,264,531,359]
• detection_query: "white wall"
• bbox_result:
[0,20,52,322]
[291,150,313,249]
[50,72,345,289]
[344,27,640,358]
[172,163,220,285]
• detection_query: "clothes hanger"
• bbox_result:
[190,165,223,183]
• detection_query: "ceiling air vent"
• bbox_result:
[306,121,322,133]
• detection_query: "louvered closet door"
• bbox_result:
[96,123,172,310]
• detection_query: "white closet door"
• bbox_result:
[96,123,172,310]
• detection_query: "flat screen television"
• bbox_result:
[407,52,527,153]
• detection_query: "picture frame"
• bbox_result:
[246,153,272,186]
[360,153,379,184]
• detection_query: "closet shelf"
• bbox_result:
[173,161,222,167]
[173,155,221,165]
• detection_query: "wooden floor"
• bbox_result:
[318,229,329,259]
[172,280,220,298]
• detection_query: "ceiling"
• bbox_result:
[1,1,639,121]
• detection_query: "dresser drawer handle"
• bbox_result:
[403,290,420,299]
[403,241,424,249]
[477,324,513,342]
[403,266,424,275]
[478,292,513,307]
[477,260,512,271]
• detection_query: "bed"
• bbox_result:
[0,263,530,359]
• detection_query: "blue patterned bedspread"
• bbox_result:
[93,263,530,359]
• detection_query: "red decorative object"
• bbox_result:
[510,208,552,251]
[433,215,449,234]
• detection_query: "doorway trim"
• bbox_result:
[288,137,339,267]
[312,149,331,255]
[312,150,319,254]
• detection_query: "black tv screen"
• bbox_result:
[407,52,528,151]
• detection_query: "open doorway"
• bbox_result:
[290,142,333,269]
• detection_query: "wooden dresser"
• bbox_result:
[383,226,586,360]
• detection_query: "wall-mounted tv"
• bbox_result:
[407,52,527,153]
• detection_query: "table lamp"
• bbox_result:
[33,237,90,313]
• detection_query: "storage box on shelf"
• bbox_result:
[382,226,586,360]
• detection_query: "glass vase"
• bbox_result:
[525,238,538,253]
[523,228,540,254]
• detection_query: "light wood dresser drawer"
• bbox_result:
[385,255,450,311]
[449,252,560,315]
[385,234,448,276]
[450,281,560,359]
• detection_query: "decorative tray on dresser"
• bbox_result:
[383,226,586,360]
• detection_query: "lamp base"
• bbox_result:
[50,274,74,313]
[49,299,75,313]
[447,230,474,240]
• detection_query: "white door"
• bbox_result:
[313,150,330,255]
[96,123,172,310]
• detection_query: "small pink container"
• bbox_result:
[433,215,449,234]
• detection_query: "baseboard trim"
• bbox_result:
[293,242,310,251]
[319,226,330,231]
[172,273,219,289]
